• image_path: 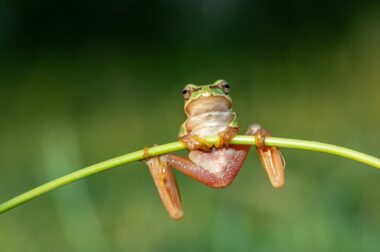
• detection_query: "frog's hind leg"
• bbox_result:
[246,124,285,188]
[145,156,183,220]
[164,147,249,189]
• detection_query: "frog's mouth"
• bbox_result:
[185,95,232,116]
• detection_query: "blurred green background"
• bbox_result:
[1,0,380,251]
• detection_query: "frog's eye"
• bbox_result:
[222,83,230,94]
[212,80,230,94]
[182,88,191,100]
[218,80,230,94]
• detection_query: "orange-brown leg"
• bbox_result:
[145,156,183,220]
[246,124,285,188]
[164,146,249,188]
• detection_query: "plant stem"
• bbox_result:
[1,136,379,215]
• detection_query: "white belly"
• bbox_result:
[186,111,233,137]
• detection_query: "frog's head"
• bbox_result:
[182,80,232,116]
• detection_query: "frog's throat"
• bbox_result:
[184,95,232,117]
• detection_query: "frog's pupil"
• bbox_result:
[182,90,188,94]
[224,84,230,89]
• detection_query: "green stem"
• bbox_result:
[1,136,380,215]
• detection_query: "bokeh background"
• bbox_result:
[1,0,380,251]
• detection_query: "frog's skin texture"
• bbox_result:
[145,80,285,220]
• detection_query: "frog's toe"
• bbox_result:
[180,134,213,152]
[215,127,239,148]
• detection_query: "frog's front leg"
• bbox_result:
[215,126,239,148]
[178,117,239,152]
[179,134,213,152]
[246,124,285,188]
[180,126,239,151]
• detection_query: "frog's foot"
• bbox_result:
[215,127,239,148]
[144,155,183,220]
[246,124,285,188]
[179,134,213,152]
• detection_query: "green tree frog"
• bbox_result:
[145,80,285,220]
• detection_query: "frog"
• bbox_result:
[144,80,285,220]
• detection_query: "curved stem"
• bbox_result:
[1,136,379,215]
